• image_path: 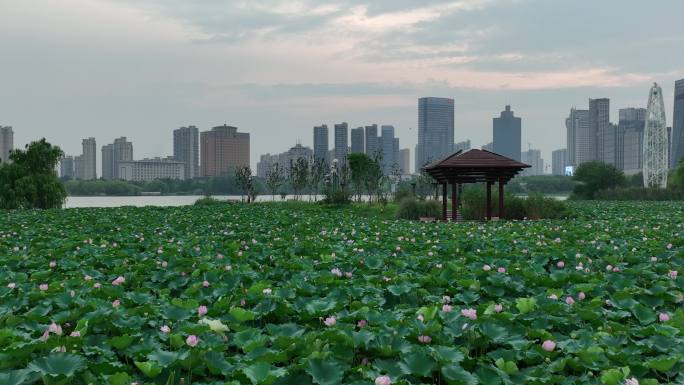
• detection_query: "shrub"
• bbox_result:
[322,188,352,205]
[594,187,684,201]
[461,185,570,220]
[394,188,414,203]
[194,197,226,206]
[396,197,440,220]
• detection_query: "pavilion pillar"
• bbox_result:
[442,183,447,221]
[498,177,504,220]
[451,182,458,221]
[486,181,492,221]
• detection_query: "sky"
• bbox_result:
[1,0,683,173]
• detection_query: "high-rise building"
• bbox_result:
[416,97,454,171]
[118,158,185,181]
[590,98,612,164]
[200,125,250,177]
[102,137,133,179]
[280,144,314,174]
[60,156,75,179]
[616,108,646,175]
[313,125,329,165]
[256,153,280,178]
[78,138,97,180]
[643,83,669,188]
[173,126,199,180]
[351,127,365,154]
[380,125,397,175]
[482,142,493,152]
[521,149,544,176]
[566,108,591,166]
[454,140,471,153]
[551,149,567,176]
[0,126,13,164]
[399,148,410,175]
[671,79,684,168]
[333,122,348,164]
[492,105,521,161]
[365,124,379,159]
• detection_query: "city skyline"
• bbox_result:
[2,1,684,170]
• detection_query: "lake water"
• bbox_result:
[64,194,568,208]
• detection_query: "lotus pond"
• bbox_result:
[0,201,683,385]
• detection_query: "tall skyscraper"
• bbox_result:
[60,156,75,179]
[521,149,544,176]
[590,98,612,164]
[551,149,567,176]
[313,125,329,165]
[416,97,454,171]
[351,127,365,154]
[173,126,199,180]
[671,79,684,168]
[0,126,14,164]
[333,122,348,164]
[399,148,410,175]
[643,83,669,188]
[81,138,97,180]
[101,144,114,180]
[616,108,646,174]
[102,137,133,179]
[365,124,379,158]
[380,125,398,175]
[566,108,591,166]
[200,125,250,177]
[492,105,522,161]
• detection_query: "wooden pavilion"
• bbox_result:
[422,149,530,221]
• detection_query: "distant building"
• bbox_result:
[365,124,379,159]
[521,149,544,176]
[333,122,348,163]
[76,138,97,180]
[102,137,133,180]
[351,127,365,154]
[173,126,199,179]
[416,97,454,171]
[617,108,646,175]
[257,144,313,177]
[118,158,185,181]
[482,142,493,152]
[454,140,471,153]
[60,156,75,179]
[590,98,612,164]
[313,125,329,165]
[551,149,567,176]
[566,108,591,166]
[643,83,669,188]
[380,125,399,175]
[256,153,280,178]
[0,126,13,164]
[493,105,521,161]
[399,148,410,175]
[671,79,684,168]
[200,125,250,177]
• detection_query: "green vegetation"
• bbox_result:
[0,202,682,384]
[507,175,578,195]
[0,138,66,209]
[461,187,570,220]
[395,196,441,220]
[571,161,628,200]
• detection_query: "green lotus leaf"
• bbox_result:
[399,351,436,378]
[28,354,87,377]
[305,358,346,385]
[134,360,163,378]
[441,364,477,385]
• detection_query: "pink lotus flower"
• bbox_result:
[94,283,101,289]
[667,243,673,249]
[112,299,121,308]
[442,304,453,313]
[417,314,424,322]
[669,270,678,279]
[160,325,171,333]
[70,331,81,337]
[112,276,125,286]
[606,265,613,271]
[443,295,451,303]
[548,294,558,300]
[39,284,48,291]
[262,288,272,295]
[461,308,477,320]
[612,266,620,272]
[497,267,506,273]
[565,296,574,305]
[198,305,208,317]
[39,330,50,342]
[483,264,492,272]
[345,272,353,278]
[375,375,391,385]
[331,268,343,277]
[49,261,56,268]
[186,335,199,347]
[324,316,336,327]
[578,292,586,301]
[650,256,657,262]
[494,304,503,313]
[417,335,432,344]
[556,261,565,268]
[659,312,670,322]
[49,322,63,336]
[7,282,16,289]
[541,340,556,352]
[625,378,639,385]
[202,280,210,288]
[357,319,367,328]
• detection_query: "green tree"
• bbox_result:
[266,163,286,201]
[348,153,374,202]
[571,161,627,200]
[234,166,253,202]
[669,159,684,191]
[290,158,309,200]
[0,138,67,209]
[308,159,326,201]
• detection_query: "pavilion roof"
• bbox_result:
[422,149,530,184]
